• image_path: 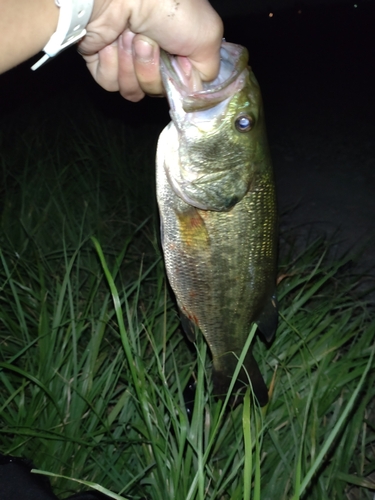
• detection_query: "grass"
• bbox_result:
[0,93,374,499]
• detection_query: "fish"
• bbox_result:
[156,42,278,406]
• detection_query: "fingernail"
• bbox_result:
[120,30,135,54]
[134,39,155,63]
[177,56,192,79]
[177,56,203,92]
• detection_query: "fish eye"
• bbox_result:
[235,114,254,132]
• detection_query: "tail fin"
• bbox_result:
[212,350,269,406]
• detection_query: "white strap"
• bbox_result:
[31,0,94,70]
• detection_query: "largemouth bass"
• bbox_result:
[156,42,278,406]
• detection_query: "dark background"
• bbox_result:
[1,0,375,278]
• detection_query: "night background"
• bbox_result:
[2,0,374,276]
[1,1,375,498]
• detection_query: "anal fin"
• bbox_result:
[256,292,278,343]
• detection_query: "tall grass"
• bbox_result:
[0,96,374,499]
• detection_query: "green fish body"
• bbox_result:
[156,42,277,406]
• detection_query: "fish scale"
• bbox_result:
[157,42,278,406]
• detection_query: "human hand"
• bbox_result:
[78,0,223,101]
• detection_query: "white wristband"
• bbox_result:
[31,0,94,70]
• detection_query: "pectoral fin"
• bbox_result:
[256,292,278,343]
[212,350,269,407]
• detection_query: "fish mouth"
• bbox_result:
[160,42,249,115]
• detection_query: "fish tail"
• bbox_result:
[212,350,269,406]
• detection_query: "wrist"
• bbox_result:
[32,0,95,70]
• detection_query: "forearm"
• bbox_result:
[0,0,59,73]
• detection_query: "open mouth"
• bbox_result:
[161,42,248,113]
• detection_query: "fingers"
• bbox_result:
[83,41,120,92]
[117,30,145,101]
[82,31,163,101]
[79,0,223,102]
[127,0,223,83]
[182,6,223,82]
[187,31,223,83]
[132,35,163,96]
[118,32,163,101]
